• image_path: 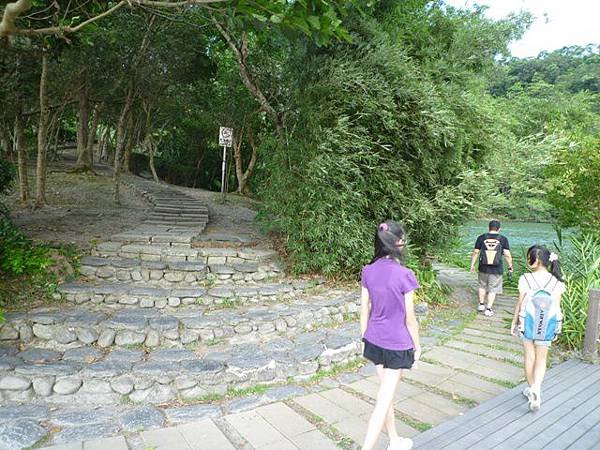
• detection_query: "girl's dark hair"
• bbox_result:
[527,245,564,282]
[370,220,406,264]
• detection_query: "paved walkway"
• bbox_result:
[18,263,532,450]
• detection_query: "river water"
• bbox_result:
[458,220,563,251]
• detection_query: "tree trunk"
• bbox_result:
[15,113,28,202]
[122,113,135,173]
[86,104,101,168]
[0,121,11,158]
[141,103,159,183]
[99,126,110,163]
[35,51,49,208]
[75,67,92,170]
[113,85,134,204]
[233,128,258,195]
[148,142,159,183]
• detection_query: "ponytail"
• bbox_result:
[527,245,564,282]
[548,254,564,283]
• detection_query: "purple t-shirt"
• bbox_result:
[361,258,420,351]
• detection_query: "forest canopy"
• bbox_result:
[0,0,598,275]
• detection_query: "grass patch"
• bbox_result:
[395,412,432,433]
[305,358,365,385]
[120,395,134,405]
[227,384,269,397]
[183,392,225,403]
[180,383,273,405]
[219,297,242,309]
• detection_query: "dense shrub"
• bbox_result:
[545,132,600,236]
[257,29,498,276]
[0,219,50,276]
[555,234,600,349]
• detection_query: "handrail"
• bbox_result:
[583,288,600,357]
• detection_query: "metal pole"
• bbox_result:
[221,145,227,204]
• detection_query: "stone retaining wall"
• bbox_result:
[0,293,359,349]
[57,281,314,309]
[0,324,361,405]
[93,244,279,264]
[79,257,283,286]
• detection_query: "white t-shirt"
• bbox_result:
[518,272,566,315]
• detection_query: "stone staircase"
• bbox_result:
[0,177,362,427]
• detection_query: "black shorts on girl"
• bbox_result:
[363,338,414,369]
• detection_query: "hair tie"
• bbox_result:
[549,252,559,262]
[379,223,389,232]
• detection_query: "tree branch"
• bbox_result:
[2,1,128,37]
[0,0,228,38]
[212,18,283,133]
[0,0,32,37]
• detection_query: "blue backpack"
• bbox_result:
[519,274,562,341]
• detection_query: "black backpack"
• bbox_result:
[479,234,504,267]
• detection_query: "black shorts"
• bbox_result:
[363,339,414,370]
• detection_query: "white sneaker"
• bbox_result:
[528,389,541,412]
[484,308,495,317]
[523,387,531,398]
[477,303,486,312]
[387,437,414,450]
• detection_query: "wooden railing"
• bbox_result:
[583,288,600,358]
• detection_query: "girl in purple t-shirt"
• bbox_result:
[361,221,421,450]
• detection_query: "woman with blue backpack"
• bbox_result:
[511,245,565,412]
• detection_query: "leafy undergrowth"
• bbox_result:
[0,218,80,317]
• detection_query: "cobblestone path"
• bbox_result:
[0,177,527,449]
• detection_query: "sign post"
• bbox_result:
[218,127,233,204]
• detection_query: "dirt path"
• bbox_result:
[5,161,149,250]
[3,157,267,250]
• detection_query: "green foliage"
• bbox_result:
[0,218,50,276]
[554,234,600,349]
[0,159,15,196]
[407,260,452,306]
[487,45,600,224]
[545,131,600,234]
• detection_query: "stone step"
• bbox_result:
[0,291,358,349]
[0,322,362,406]
[79,256,284,286]
[56,279,318,310]
[145,220,207,227]
[93,243,279,264]
[192,233,258,247]
[149,211,208,218]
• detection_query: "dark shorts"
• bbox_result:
[363,339,414,370]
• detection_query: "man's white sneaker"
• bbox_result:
[387,437,414,450]
[484,308,495,317]
[477,303,486,312]
[528,389,541,412]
